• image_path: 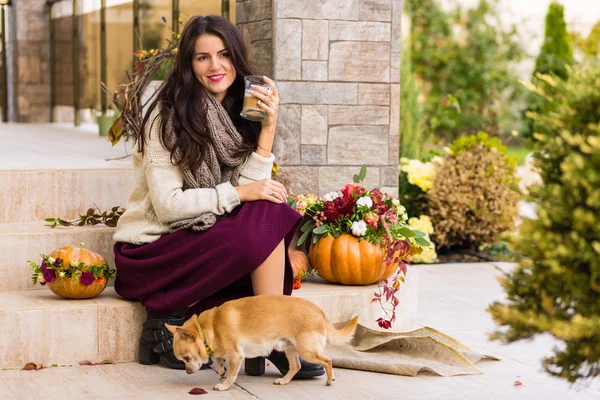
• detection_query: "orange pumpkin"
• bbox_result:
[47,244,109,299]
[289,249,310,278]
[49,244,107,269]
[308,233,397,285]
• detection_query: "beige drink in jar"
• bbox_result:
[240,75,272,122]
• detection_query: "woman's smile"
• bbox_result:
[208,74,225,82]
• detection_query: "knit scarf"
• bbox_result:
[167,89,247,232]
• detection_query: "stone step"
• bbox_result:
[1,123,134,224]
[0,167,134,224]
[0,222,116,292]
[0,272,418,369]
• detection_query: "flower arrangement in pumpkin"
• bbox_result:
[28,244,116,299]
[289,166,431,329]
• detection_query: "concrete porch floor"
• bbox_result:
[0,122,133,170]
[1,263,597,400]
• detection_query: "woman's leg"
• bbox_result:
[250,239,285,295]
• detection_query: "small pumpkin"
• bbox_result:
[289,249,310,278]
[49,244,107,270]
[308,233,397,285]
[43,244,112,299]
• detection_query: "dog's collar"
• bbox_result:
[195,319,213,356]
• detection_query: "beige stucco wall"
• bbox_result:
[237,0,401,196]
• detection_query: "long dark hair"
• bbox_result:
[139,15,260,171]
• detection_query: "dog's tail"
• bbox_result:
[327,316,359,346]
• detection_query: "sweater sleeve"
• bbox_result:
[238,151,275,185]
[143,115,241,224]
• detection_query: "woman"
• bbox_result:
[113,15,323,379]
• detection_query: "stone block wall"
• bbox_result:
[237,0,401,196]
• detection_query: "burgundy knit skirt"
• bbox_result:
[113,201,302,316]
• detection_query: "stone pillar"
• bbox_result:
[237,0,401,197]
[13,0,51,122]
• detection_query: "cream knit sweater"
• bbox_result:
[113,109,275,245]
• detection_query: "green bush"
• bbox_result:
[449,131,508,155]
[400,40,423,160]
[405,0,525,142]
[489,65,600,382]
[425,134,520,251]
[522,2,572,142]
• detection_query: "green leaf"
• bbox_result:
[353,174,360,183]
[297,229,311,247]
[412,230,427,238]
[57,218,71,227]
[301,220,315,233]
[397,227,416,238]
[313,224,328,234]
[51,221,57,228]
[104,219,118,227]
[312,233,319,245]
[111,206,119,212]
[44,218,55,223]
[359,164,367,181]
[415,237,430,247]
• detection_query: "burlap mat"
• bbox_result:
[329,322,500,376]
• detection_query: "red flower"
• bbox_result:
[341,183,362,197]
[369,188,385,205]
[364,212,379,229]
[323,195,356,221]
[80,272,95,286]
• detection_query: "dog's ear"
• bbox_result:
[176,327,196,341]
[164,323,178,336]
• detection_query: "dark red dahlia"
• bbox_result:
[324,195,356,221]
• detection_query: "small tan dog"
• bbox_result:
[165,294,358,391]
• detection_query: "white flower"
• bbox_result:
[351,220,367,237]
[48,257,55,264]
[356,196,373,209]
[391,198,400,206]
[58,271,66,278]
[324,191,340,202]
[37,273,45,283]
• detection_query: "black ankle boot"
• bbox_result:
[138,313,187,369]
[138,312,214,370]
[245,351,325,379]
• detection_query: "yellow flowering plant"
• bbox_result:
[407,215,437,263]
[398,156,442,217]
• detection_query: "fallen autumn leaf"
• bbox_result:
[22,362,38,371]
[189,387,208,395]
